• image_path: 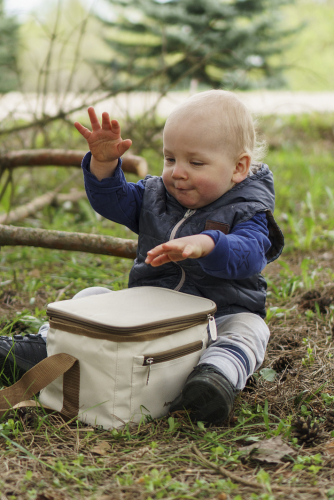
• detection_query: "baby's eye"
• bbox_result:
[191,162,204,166]
[164,157,175,163]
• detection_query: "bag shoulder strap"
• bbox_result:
[0,353,80,419]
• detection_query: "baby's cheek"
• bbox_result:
[197,178,215,195]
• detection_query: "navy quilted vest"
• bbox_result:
[128,164,284,318]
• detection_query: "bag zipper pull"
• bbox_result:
[208,314,217,341]
[146,357,154,385]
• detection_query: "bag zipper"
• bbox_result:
[48,311,215,338]
[144,340,203,385]
[169,208,196,291]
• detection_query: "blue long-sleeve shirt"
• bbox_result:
[82,153,272,280]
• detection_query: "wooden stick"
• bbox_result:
[0,172,81,225]
[0,192,60,224]
[0,150,148,178]
[0,224,137,259]
[0,190,87,225]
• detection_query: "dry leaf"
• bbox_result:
[324,439,334,455]
[91,440,111,455]
[240,436,295,464]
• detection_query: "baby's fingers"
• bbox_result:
[100,112,112,130]
[87,107,101,131]
[145,244,164,264]
[148,253,173,267]
[181,244,195,258]
[117,139,132,157]
[74,121,91,140]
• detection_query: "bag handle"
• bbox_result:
[0,353,80,419]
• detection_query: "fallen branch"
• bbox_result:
[0,190,87,225]
[0,187,87,225]
[0,172,81,225]
[0,150,148,178]
[0,224,137,259]
[0,192,59,225]
[56,190,86,204]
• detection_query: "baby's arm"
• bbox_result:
[145,234,215,267]
[198,213,271,279]
[146,213,271,279]
[74,107,132,181]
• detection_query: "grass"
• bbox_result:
[1,112,334,498]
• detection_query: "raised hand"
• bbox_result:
[74,107,132,179]
[145,234,215,267]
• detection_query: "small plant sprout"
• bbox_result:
[302,338,315,366]
[300,259,316,289]
[305,309,315,321]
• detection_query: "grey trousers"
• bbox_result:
[40,286,270,390]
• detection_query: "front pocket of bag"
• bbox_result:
[130,340,204,422]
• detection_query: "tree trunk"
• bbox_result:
[0,224,137,259]
[0,150,148,177]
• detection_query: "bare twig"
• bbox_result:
[192,445,325,495]
[0,224,137,259]
[55,282,74,302]
[0,55,191,137]
[0,171,12,204]
[41,0,62,117]
[59,17,89,105]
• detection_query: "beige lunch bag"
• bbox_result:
[0,287,217,429]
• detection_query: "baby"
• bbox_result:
[0,90,283,424]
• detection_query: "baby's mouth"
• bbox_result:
[174,185,192,191]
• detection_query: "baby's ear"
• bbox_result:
[232,154,251,184]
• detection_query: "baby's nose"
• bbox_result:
[171,162,187,179]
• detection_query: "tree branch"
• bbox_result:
[0,150,148,177]
[0,224,137,259]
[0,171,81,224]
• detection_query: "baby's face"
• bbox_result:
[162,113,238,209]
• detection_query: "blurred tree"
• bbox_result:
[99,0,296,91]
[0,0,19,92]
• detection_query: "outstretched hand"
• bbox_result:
[145,235,215,267]
[74,107,132,179]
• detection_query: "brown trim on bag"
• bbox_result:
[143,340,203,365]
[49,319,207,342]
[62,359,80,418]
[0,353,80,420]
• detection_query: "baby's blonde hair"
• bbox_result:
[166,90,266,172]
